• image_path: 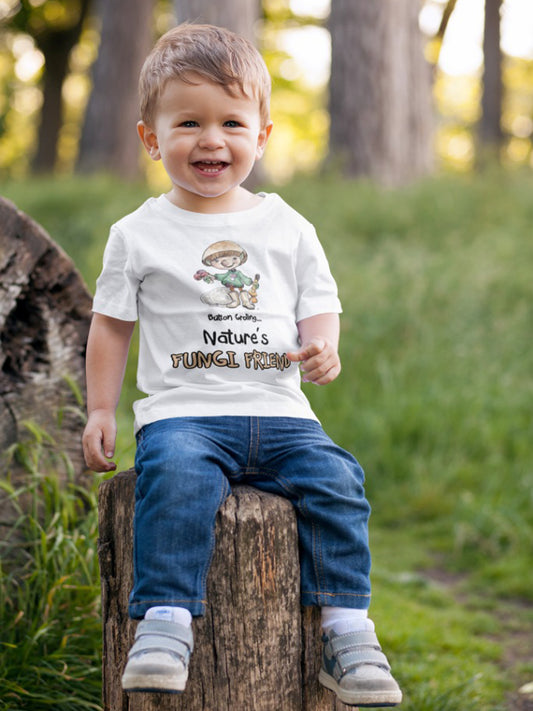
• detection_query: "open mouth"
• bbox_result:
[193,160,229,175]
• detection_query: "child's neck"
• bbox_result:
[166,186,263,214]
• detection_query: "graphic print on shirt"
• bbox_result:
[167,239,292,374]
[193,240,260,310]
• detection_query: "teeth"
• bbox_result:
[195,160,226,174]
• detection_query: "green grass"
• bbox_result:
[2,169,532,709]
[0,423,102,710]
[284,172,533,600]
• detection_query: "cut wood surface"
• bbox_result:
[0,197,92,531]
[98,470,355,710]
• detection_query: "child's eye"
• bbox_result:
[179,120,198,128]
[224,120,241,128]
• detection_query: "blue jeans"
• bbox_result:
[129,417,372,619]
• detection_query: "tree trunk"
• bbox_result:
[173,0,260,43]
[98,471,354,711]
[32,37,71,173]
[479,0,503,161]
[328,0,434,187]
[77,0,154,178]
[31,0,91,173]
[0,197,92,524]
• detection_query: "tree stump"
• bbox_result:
[98,470,355,711]
[0,196,92,528]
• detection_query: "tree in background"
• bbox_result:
[174,0,260,42]
[5,0,91,173]
[479,0,504,162]
[328,0,434,187]
[3,0,533,180]
[76,0,154,178]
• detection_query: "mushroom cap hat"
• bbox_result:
[202,241,248,266]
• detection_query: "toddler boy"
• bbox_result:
[82,23,402,707]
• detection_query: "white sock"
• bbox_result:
[145,606,192,627]
[321,606,374,635]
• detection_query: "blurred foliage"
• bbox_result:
[434,54,533,172]
[6,0,86,34]
[0,26,39,176]
[1,0,533,180]
[0,0,92,173]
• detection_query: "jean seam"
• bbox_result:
[245,417,260,471]
[311,521,324,601]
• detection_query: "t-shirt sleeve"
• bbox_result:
[295,225,342,322]
[92,226,140,321]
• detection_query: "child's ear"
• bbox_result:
[255,122,273,160]
[137,121,161,161]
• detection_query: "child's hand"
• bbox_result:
[287,337,341,385]
[82,409,118,473]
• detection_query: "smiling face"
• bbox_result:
[138,75,272,213]
[210,254,242,270]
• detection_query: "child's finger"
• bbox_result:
[302,361,341,385]
[83,427,117,473]
[287,338,325,362]
[301,353,338,382]
[102,430,116,461]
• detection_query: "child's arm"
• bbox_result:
[287,312,341,385]
[82,313,135,472]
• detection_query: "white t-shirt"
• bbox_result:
[93,193,342,432]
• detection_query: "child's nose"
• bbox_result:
[198,126,225,150]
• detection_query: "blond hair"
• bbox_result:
[139,23,271,127]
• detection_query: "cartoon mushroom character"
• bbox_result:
[197,240,259,310]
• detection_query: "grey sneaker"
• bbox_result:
[121,619,194,693]
[319,629,402,707]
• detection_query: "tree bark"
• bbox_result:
[0,197,92,523]
[479,0,503,160]
[98,471,354,710]
[77,0,154,178]
[328,0,434,187]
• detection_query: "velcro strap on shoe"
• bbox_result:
[129,619,194,660]
[337,648,391,673]
[330,630,380,655]
[129,634,192,662]
[136,619,194,649]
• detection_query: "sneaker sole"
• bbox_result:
[122,672,187,693]
[123,686,183,694]
[319,668,402,707]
